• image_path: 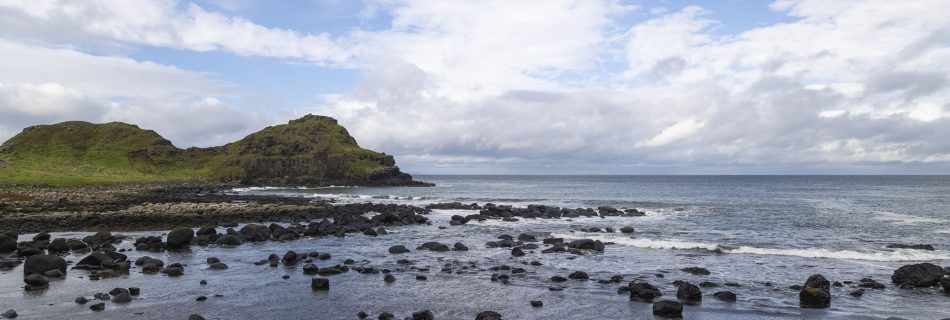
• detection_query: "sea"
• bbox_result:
[2,175,949,319]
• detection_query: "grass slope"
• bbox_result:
[0,115,389,186]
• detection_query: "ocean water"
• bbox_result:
[2,176,949,319]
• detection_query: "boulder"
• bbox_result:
[799,274,831,309]
[511,248,525,257]
[303,263,320,275]
[282,251,299,265]
[568,271,589,280]
[619,226,635,234]
[111,293,132,303]
[629,282,662,302]
[1,309,16,319]
[89,303,105,311]
[24,274,49,288]
[652,300,683,318]
[453,243,469,251]
[941,276,949,293]
[676,283,702,304]
[475,311,502,320]
[681,267,710,275]
[388,245,410,254]
[196,227,217,236]
[47,238,69,253]
[568,239,605,251]
[215,235,243,246]
[411,310,434,320]
[713,291,736,302]
[209,262,228,270]
[166,227,195,249]
[311,278,330,291]
[23,254,66,276]
[891,263,943,287]
[417,242,450,252]
[0,234,16,253]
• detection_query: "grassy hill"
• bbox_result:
[0,115,421,186]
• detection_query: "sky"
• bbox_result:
[0,0,949,174]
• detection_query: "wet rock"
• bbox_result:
[1,309,16,319]
[188,315,206,320]
[517,233,537,242]
[23,254,66,276]
[207,257,221,264]
[108,288,129,296]
[676,283,702,304]
[417,242,450,252]
[652,300,683,318]
[551,275,568,282]
[713,291,737,302]
[318,253,331,260]
[47,238,69,253]
[389,245,410,254]
[619,226,635,234]
[163,266,184,277]
[886,244,935,251]
[317,267,343,276]
[379,312,395,320]
[384,274,396,283]
[681,267,710,275]
[416,275,427,281]
[129,287,140,296]
[568,271,589,280]
[196,227,217,236]
[567,239,604,251]
[89,303,105,311]
[891,263,944,287]
[303,263,320,275]
[858,278,885,289]
[0,233,16,253]
[75,297,88,304]
[453,243,469,251]
[799,274,831,309]
[166,227,194,249]
[112,292,132,303]
[629,282,662,302]
[282,251,299,265]
[196,295,207,301]
[475,311,502,320]
[530,300,543,307]
[511,248,525,257]
[209,262,228,270]
[215,235,243,246]
[849,289,865,297]
[412,310,434,320]
[23,274,49,289]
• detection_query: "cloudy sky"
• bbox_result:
[1,0,949,174]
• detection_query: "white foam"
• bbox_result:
[553,234,950,262]
[873,212,945,225]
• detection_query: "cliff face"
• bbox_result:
[0,115,428,186]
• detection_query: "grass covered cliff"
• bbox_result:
[0,115,426,186]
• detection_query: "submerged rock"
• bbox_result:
[388,245,410,254]
[652,300,683,318]
[676,283,702,304]
[713,291,737,302]
[475,311,502,320]
[629,282,662,302]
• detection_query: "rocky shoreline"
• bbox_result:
[1,184,949,319]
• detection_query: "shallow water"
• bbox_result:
[2,176,949,319]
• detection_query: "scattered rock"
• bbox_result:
[568,271,589,280]
[303,263,320,275]
[417,242,450,252]
[166,227,195,249]
[75,297,88,304]
[453,243,469,251]
[530,300,543,307]
[411,310,434,320]
[629,282,662,302]
[188,315,206,320]
[475,311,502,320]
[891,263,943,287]
[89,303,105,311]
[511,248,525,257]
[849,289,865,297]
[676,283,702,304]
[389,245,410,254]
[713,291,736,302]
[1,309,15,319]
[550,276,568,283]
[23,254,66,276]
[799,274,831,309]
[23,274,49,289]
[112,293,132,303]
[384,274,396,283]
[619,226,635,234]
[681,267,710,275]
[652,300,683,318]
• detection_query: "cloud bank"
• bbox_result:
[1,0,948,173]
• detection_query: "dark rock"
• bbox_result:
[676,283,702,303]
[713,291,737,302]
[0,234,16,253]
[75,297,88,304]
[24,274,49,288]
[112,292,132,303]
[568,271,589,280]
[849,289,865,297]
[453,243,469,251]
[317,267,343,276]
[109,288,129,296]
[417,242,450,252]
[209,262,228,270]
[47,238,69,252]
[23,254,66,276]
[303,263,320,275]
[567,239,604,251]
[89,303,105,311]
[166,227,195,249]
[412,310,434,320]
[619,226,635,233]
[530,300,542,307]
[129,287,140,296]
[681,267,710,275]
[196,295,207,301]
[891,263,944,287]
[416,275,427,281]
[389,245,410,254]
[188,315,206,320]
[475,311,501,320]
[384,274,396,283]
[379,312,395,320]
[196,227,217,236]
[800,274,831,308]
[629,282,662,302]
[215,235,243,246]
[859,278,885,289]
[511,248,525,257]
[886,244,935,251]
[550,276,567,282]
[282,251,299,265]
[207,257,221,264]
[652,300,683,318]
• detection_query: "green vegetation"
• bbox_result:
[0,115,398,186]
